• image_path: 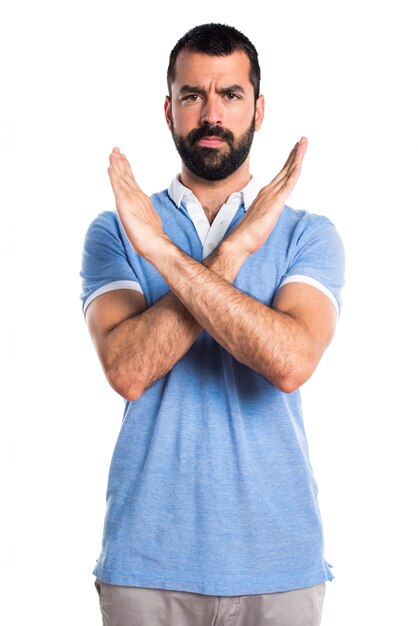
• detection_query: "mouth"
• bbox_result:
[196,137,226,148]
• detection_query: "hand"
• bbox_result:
[226,137,308,255]
[107,147,169,258]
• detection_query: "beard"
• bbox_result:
[170,114,256,181]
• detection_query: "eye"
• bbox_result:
[182,94,201,102]
[225,92,240,100]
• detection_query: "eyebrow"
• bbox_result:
[178,84,246,96]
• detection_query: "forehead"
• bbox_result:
[172,50,253,91]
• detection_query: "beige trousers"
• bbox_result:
[95,578,326,626]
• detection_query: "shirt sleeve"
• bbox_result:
[278,216,345,315]
[80,211,144,315]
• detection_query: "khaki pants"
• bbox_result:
[95,578,326,626]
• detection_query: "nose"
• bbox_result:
[200,96,222,127]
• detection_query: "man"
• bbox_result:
[81,23,344,626]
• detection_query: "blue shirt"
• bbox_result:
[80,176,345,595]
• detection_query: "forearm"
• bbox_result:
[104,241,247,400]
[147,239,308,392]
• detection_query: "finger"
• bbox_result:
[109,147,122,165]
[109,149,124,171]
[287,138,307,179]
[270,152,298,189]
[117,153,135,180]
[281,140,300,171]
[272,137,308,191]
[107,164,122,197]
[109,153,130,188]
[108,154,129,184]
[294,136,308,166]
[109,147,127,165]
[107,162,141,199]
[270,136,306,186]
[287,136,307,171]
[269,143,298,185]
[109,150,141,191]
[277,162,302,198]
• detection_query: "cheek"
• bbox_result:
[228,103,256,125]
[172,106,200,132]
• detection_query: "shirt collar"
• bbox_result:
[167,174,261,212]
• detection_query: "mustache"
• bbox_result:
[187,125,234,146]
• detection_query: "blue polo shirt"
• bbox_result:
[80,176,345,596]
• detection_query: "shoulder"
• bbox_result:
[84,210,119,237]
[277,206,345,314]
[281,204,339,236]
[82,210,132,261]
[280,205,344,254]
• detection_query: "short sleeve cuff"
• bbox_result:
[279,274,340,316]
[83,280,144,315]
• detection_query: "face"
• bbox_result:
[165,50,264,181]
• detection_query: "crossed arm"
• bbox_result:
[85,139,338,400]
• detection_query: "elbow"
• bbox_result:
[273,357,317,394]
[275,375,305,394]
[105,363,145,402]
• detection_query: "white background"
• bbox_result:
[3,0,417,624]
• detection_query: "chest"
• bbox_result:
[131,209,290,308]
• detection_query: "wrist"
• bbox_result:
[218,237,248,265]
[141,233,174,264]
[204,238,249,282]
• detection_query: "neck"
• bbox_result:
[179,159,251,224]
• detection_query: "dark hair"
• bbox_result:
[167,23,261,101]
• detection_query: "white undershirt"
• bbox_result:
[167,174,261,259]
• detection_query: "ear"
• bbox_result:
[164,96,172,129]
[254,94,265,131]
